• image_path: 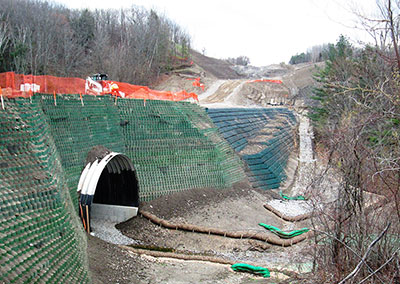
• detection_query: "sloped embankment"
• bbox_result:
[38,95,246,202]
[0,95,247,283]
[0,99,90,283]
[207,108,297,190]
[191,50,243,80]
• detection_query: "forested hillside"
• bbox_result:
[0,0,191,85]
[308,2,400,279]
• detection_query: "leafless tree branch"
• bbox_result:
[338,223,391,284]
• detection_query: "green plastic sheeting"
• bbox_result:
[231,263,270,278]
[279,191,306,200]
[258,223,309,239]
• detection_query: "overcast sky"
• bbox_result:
[54,0,377,66]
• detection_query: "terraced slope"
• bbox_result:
[207,108,297,190]
[39,95,246,202]
[117,99,246,201]
[0,94,247,283]
[0,98,90,283]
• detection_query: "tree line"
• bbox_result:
[289,44,329,64]
[0,0,191,85]
[225,56,250,66]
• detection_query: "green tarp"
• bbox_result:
[231,263,270,278]
[259,223,309,238]
[279,191,306,200]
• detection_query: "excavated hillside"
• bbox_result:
[155,51,321,108]
[87,53,322,284]
[0,48,322,284]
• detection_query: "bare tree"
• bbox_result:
[308,2,400,282]
[0,0,192,84]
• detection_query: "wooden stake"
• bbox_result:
[86,205,90,233]
[0,88,4,110]
[53,91,57,106]
[79,203,87,231]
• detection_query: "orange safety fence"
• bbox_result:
[246,79,283,84]
[186,77,205,91]
[0,72,198,102]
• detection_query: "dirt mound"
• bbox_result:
[238,82,290,106]
[191,50,243,79]
[153,73,215,94]
[201,80,245,104]
[283,62,323,106]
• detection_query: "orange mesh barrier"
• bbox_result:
[187,77,205,91]
[246,79,283,84]
[0,72,198,102]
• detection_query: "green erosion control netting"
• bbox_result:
[38,95,245,202]
[231,263,270,278]
[117,99,246,201]
[0,98,89,283]
[1,94,246,283]
[258,223,309,238]
[39,95,125,210]
[207,108,297,190]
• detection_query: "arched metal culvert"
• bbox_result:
[77,151,139,232]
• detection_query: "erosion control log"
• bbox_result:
[231,263,270,278]
[139,210,313,247]
[258,223,309,239]
[121,245,299,278]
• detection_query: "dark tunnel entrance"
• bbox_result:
[93,161,139,207]
[78,151,140,232]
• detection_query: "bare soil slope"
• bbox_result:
[191,50,243,79]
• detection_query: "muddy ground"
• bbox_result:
[88,180,314,284]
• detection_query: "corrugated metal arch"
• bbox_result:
[78,152,135,205]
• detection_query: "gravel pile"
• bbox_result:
[266,199,312,217]
[90,218,137,245]
[290,114,315,196]
[298,115,314,163]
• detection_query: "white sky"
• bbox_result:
[54,0,377,66]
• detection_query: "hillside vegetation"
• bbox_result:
[0,0,191,85]
[309,22,400,284]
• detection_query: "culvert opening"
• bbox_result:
[77,147,139,233]
[93,161,139,207]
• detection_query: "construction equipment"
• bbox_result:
[85,73,124,97]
